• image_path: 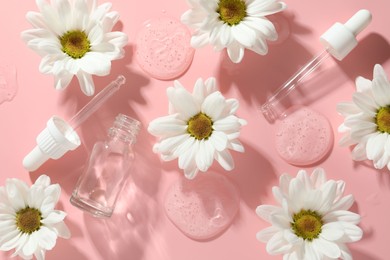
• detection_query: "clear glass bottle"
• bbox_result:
[70,114,141,218]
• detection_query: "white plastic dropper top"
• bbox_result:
[320,9,372,61]
[23,75,126,172]
[260,9,372,122]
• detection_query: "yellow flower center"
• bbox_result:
[187,113,213,140]
[60,30,90,59]
[16,207,42,234]
[291,209,323,241]
[376,106,390,133]
[217,0,247,26]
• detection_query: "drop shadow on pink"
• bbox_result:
[216,12,313,106]
[82,147,162,260]
[226,141,277,210]
[349,249,381,260]
[26,20,164,258]
[28,41,152,192]
[338,32,390,80]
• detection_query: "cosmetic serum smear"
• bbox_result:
[164,173,239,241]
[275,107,333,166]
[0,64,17,105]
[135,17,194,80]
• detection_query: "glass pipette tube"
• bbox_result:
[260,9,372,123]
[69,75,126,129]
[260,50,330,122]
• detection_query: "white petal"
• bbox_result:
[54,71,74,90]
[190,31,210,48]
[213,115,242,132]
[266,231,292,255]
[209,131,228,151]
[256,226,279,242]
[227,41,245,63]
[173,136,196,157]
[0,230,22,251]
[331,194,354,211]
[270,213,291,229]
[366,133,386,161]
[88,24,104,45]
[372,75,390,106]
[148,115,187,137]
[352,91,377,117]
[351,142,368,161]
[336,102,361,117]
[6,179,28,211]
[310,168,327,188]
[178,140,199,170]
[22,232,39,256]
[318,180,337,214]
[355,76,372,92]
[228,139,245,152]
[167,87,199,119]
[214,150,234,171]
[304,242,321,260]
[288,178,305,208]
[339,222,363,242]
[256,205,282,222]
[195,140,214,172]
[51,221,71,239]
[338,243,353,260]
[312,238,341,259]
[320,222,345,241]
[247,0,287,16]
[78,52,111,76]
[36,227,57,250]
[323,210,361,224]
[76,71,95,96]
[192,78,206,105]
[41,210,66,225]
[201,91,226,120]
[245,17,277,41]
[231,23,256,47]
[154,135,189,155]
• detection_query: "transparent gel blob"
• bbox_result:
[164,172,239,241]
[134,17,195,80]
[275,107,333,166]
[0,64,17,105]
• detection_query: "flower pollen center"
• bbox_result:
[60,30,90,59]
[187,113,213,140]
[16,207,42,234]
[217,0,247,26]
[291,209,323,241]
[376,106,390,133]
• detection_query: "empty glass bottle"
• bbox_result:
[70,114,141,217]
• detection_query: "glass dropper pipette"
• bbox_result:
[69,75,126,129]
[260,9,372,123]
[23,75,126,171]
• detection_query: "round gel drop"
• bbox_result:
[134,17,195,80]
[275,107,333,166]
[164,172,239,241]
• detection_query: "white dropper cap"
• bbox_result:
[23,116,80,172]
[320,9,372,61]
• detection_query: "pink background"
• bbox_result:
[1,0,390,259]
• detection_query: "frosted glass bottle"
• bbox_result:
[70,114,141,217]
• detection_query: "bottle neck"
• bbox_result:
[107,114,141,145]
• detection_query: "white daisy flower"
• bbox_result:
[0,175,70,260]
[148,77,247,179]
[256,168,363,260]
[181,0,287,63]
[21,0,128,96]
[337,64,390,170]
